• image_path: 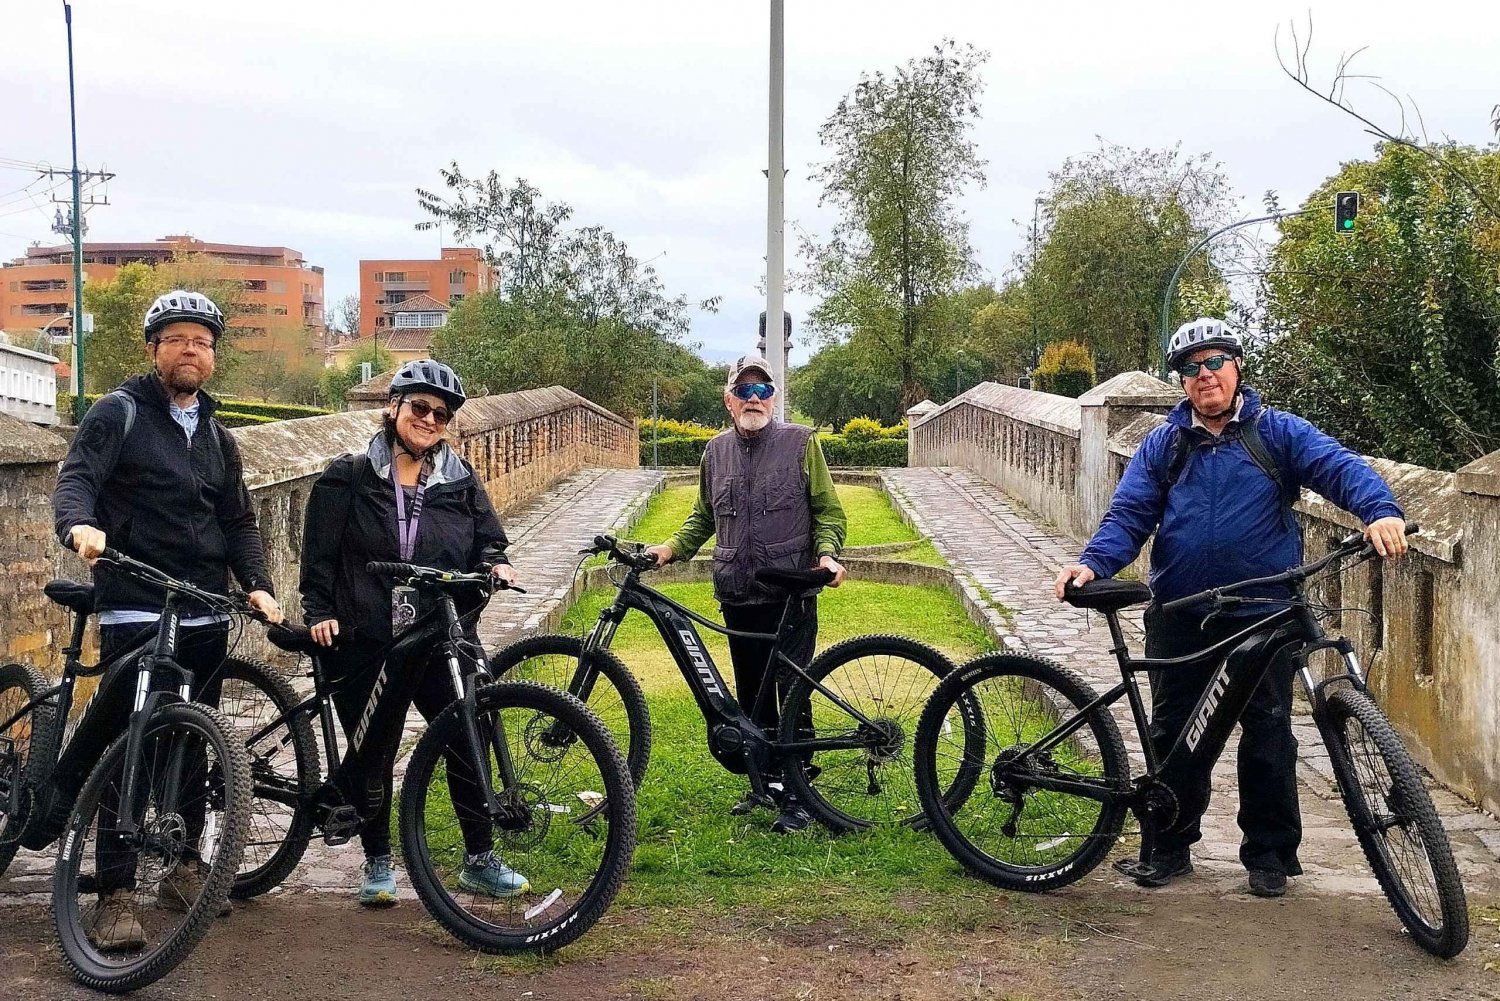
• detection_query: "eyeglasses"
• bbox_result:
[730,382,776,401]
[1178,354,1234,378]
[404,398,453,425]
[156,335,215,352]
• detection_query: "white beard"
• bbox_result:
[735,410,771,433]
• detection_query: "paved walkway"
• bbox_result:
[0,467,664,906]
[882,465,1500,900]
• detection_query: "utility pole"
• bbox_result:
[764,0,787,421]
[1029,198,1040,372]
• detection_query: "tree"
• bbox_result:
[334,294,361,340]
[319,340,395,411]
[968,281,1034,384]
[417,170,571,302]
[1252,142,1500,470]
[1032,340,1097,398]
[230,323,321,402]
[800,39,988,409]
[81,262,159,393]
[1028,142,1237,377]
[790,338,904,427]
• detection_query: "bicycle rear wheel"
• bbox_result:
[914,654,1128,892]
[780,634,979,832]
[1320,687,1468,957]
[398,680,636,954]
[52,701,250,993]
[0,662,55,877]
[488,634,652,787]
[214,657,319,899]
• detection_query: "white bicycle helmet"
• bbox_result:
[143,289,226,341]
[1167,317,1242,372]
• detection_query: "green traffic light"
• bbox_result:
[1342,219,1354,229]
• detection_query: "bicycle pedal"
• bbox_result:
[1112,858,1157,880]
[321,804,363,846]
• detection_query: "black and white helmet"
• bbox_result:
[143,289,225,342]
[389,359,467,411]
[1167,317,1242,372]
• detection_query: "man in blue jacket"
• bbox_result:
[1054,318,1408,898]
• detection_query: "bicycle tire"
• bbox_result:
[488,633,652,787]
[215,657,319,899]
[0,662,55,877]
[52,701,251,993]
[914,653,1129,892]
[398,679,636,954]
[1319,687,1468,957]
[780,634,978,833]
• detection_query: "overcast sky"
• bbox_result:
[4,0,1496,362]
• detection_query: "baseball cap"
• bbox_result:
[726,353,775,388]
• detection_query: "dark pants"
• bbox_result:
[1145,606,1303,876]
[721,598,817,775]
[329,641,492,860]
[96,622,229,894]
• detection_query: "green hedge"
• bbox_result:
[215,411,278,428]
[639,430,907,468]
[57,393,328,425]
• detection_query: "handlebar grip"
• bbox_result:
[99,546,124,563]
[367,561,416,577]
[1159,593,1198,612]
[1405,521,1420,536]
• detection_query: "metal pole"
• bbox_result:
[765,0,787,421]
[64,2,86,422]
[1030,199,1040,371]
[651,378,659,469]
[1157,208,1311,379]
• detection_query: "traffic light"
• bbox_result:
[1334,191,1359,234]
[757,310,793,354]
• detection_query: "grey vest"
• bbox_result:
[704,421,815,604]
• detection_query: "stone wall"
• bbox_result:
[910,373,1500,815]
[0,387,637,667]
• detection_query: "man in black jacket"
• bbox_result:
[52,289,282,948]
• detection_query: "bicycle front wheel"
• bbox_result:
[0,662,55,877]
[914,654,1128,892]
[398,680,636,954]
[1320,687,1468,957]
[52,701,251,993]
[780,634,979,832]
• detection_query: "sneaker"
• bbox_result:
[1134,849,1194,888]
[357,855,398,907]
[769,797,813,835]
[87,890,147,952]
[458,851,530,898]
[157,862,232,916]
[1247,869,1288,898]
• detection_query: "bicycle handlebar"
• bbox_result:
[366,561,527,594]
[1159,521,1419,613]
[589,534,658,572]
[94,546,263,618]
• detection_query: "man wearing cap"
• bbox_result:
[646,354,847,833]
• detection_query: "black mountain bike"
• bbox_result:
[218,560,636,954]
[913,523,1468,958]
[489,535,984,832]
[0,549,252,992]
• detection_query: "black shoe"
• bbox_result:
[1134,849,1193,888]
[730,781,784,817]
[769,798,812,834]
[1247,869,1287,897]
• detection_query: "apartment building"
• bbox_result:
[358,247,497,338]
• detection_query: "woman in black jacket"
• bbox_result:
[299,360,527,906]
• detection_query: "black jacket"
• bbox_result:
[52,374,275,614]
[299,433,509,646]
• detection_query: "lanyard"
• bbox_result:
[393,463,430,562]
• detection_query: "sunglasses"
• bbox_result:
[730,382,776,401]
[1178,354,1235,378]
[403,398,453,425]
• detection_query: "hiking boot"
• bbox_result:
[1247,869,1288,898]
[1134,849,1194,888]
[157,862,231,915]
[87,890,147,952]
[459,851,530,898]
[769,796,813,835]
[357,855,398,907]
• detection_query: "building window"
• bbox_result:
[244,280,268,292]
[385,291,409,305]
[373,272,384,282]
[449,294,464,305]
[269,280,286,293]
[272,305,289,315]
[376,316,386,328]
[383,271,405,283]
[239,303,268,315]
[394,311,446,329]
[23,279,67,292]
[449,269,466,283]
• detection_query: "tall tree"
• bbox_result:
[801,39,988,408]
[81,262,159,393]
[416,170,572,301]
[333,293,361,340]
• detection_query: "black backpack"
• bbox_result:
[1160,408,1299,508]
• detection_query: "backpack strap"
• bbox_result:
[1161,409,1297,508]
[106,389,136,439]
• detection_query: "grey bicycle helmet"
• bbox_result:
[143,289,226,342]
[1167,317,1242,372]
[389,359,467,411]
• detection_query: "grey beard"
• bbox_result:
[735,411,771,434]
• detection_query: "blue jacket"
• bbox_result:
[1079,387,1403,608]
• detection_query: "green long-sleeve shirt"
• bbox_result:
[664,433,846,561]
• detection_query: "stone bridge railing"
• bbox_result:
[911,372,1500,817]
[0,386,637,671]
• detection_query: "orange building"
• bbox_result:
[0,235,326,356]
[358,248,497,338]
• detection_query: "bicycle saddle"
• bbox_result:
[267,622,339,655]
[1061,578,1152,612]
[44,579,95,614]
[754,567,836,594]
